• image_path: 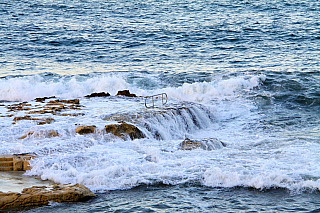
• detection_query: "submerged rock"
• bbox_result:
[61,113,85,117]
[7,99,82,116]
[75,125,96,135]
[34,96,56,103]
[179,138,226,151]
[36,118,55,125]
[85,92,110,98]
[6,102,32,112]
[179,138,202,150]
[19,130,59,140]
[48,99,80,105]
[13,116,54,125]
[0,183,96,210]
[105,122,145,139]
[116,90,137,97]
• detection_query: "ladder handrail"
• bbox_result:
[144,93,167,108]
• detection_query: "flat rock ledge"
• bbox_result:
[0,154,36,171]
[0,183,96,210]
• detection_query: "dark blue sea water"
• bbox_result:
[0,0,320,212]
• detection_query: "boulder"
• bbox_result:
[179,138,226,151]
[116,90,137,97]
[105,122,145,140]
[75,125,96,135]
[85,92,110,98]
[0,184,96,210]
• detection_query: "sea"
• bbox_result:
[0,0,320,212]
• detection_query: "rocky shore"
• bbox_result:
[0,154,96,210]
[0,91,226,210]
[0,183,95,210]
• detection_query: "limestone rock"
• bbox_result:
[48,99,80,105]
[46,102,65,106]
[6,99,82,117]
[13,115,32,122]
[61,113,85,117]
[0,183,96,210]
[116,90,137,97]
[85,92,110,98]
[6,102,32,112]
[75,125,96,135]
[179,138,226,151]
[13,116,54,125]
[105,122,145,139]
[61,99,80,104]
[34,96,56,103]
[0,154,36,171]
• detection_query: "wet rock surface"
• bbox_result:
[116,90,137,97]
[6,102,32,112]
[0,183,96,210]
[34,96,56,103]
[105,122,145,140]
[13,115,54,125]
[5,98,83,117]
[85,92,110,98]
[75,125,96,135]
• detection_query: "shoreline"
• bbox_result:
[0,171,53,193]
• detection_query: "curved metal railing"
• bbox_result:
[144,93,167,108]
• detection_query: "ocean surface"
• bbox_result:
[0,0,320,212]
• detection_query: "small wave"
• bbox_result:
[0,73,130,102]
[160,74,266,103]
[203,167,320,193]
[0,73,266,103]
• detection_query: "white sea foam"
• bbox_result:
[0,73,265,103]
[0,73,133,102]
[161,75,266,103]
[24,135,320,193]
[1,72,319,193]
[203,167,320,192]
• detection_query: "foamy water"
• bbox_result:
[1,1,320,211]
[1,73,319,194]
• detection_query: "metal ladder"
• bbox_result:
[144,93,168,108]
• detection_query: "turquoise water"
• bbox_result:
[0,0,320,212]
